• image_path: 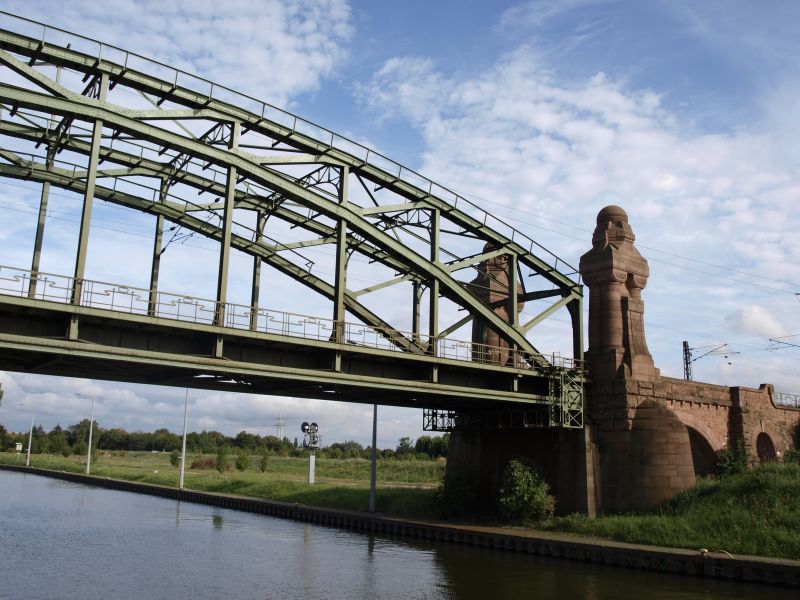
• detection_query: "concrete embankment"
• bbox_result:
[3,464,798,588]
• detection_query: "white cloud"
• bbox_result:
[357,40,800,387]
[725,305,787,339]
[4,0,353,107]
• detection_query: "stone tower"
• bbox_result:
[580,205,658,382]
[580,206,694,511]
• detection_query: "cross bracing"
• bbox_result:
[0,13,585,427]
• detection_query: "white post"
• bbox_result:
[85,396,95,475]
[308,451,316,484]
[179,388,189,489]
[369,404,378,513]
[25,405,34,467]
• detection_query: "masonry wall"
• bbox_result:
[445,426,598,516]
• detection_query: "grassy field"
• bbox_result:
[542,462,800,560]
[0,451,442,517]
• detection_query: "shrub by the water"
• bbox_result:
[497,459,555,525]
[259,453,268,473]
[169,449,180,467]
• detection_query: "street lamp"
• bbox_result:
[25,403,34,467]
[84,395,95,475]
[179,388,189,489]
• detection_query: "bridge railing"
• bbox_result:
[0,11,579,281]
[0,264,585,373]
[774,392,800,409]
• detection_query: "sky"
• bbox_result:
[0,0,798,448]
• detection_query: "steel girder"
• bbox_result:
[0,18,585,415]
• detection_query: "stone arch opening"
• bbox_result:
[756,432,777,463]
[687,427,717,477]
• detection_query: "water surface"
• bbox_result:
[0,471,792,599]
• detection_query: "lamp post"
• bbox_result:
[369,404,377,513]
[25,404,34,467]
[85,395,95,475]
[179,388,189,489]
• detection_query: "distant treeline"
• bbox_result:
[0,421,448,460]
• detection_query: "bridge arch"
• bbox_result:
[662,405,723,477]
[755,431,777,463]
[0,14,585,425]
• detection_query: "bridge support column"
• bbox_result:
[249,210,265,331]
[213,120,241,357]
[445,426,599,516]
[429,208,439,383]
[332,166,349,372]
[69,73,109,341]
[148,209,165,317]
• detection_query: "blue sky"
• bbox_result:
[0,0,798,447]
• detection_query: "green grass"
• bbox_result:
[0,451,440,518]
[541,463,800,560]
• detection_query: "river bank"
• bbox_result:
[2,463,798,589]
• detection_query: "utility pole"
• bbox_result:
[682,341,692,381]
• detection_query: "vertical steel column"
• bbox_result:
[214,120,241,354]
[148,181,166,317]
[568,297,585,365]
[249,210,265,331]
[369,403,378,513]
[508,254,518,327]
[429,209,440,381]
[412,280,422,344]
[29,63,61,298]
[508,252,519,383]
[333,167,349,371]
[69,73,108,340]
[28,175,51,299]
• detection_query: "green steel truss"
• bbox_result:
[0,14,585,425]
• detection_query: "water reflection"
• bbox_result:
[0,471,796,600]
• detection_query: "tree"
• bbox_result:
[234,431,259,451]
[497,459,555,525]
[396,437,414,456]
[235,451,249,471]
[46,425,71,456]
[216,446,227,472]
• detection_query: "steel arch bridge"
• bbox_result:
[0,13,585,429]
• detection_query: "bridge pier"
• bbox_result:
[445,205,800,517]
[445,425,599,516]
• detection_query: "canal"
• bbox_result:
[0,471,793,599]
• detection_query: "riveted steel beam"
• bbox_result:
[0,84,551,361]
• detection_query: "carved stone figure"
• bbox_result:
[579,205,658,380]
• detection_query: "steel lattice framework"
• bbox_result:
[0,13,585,428]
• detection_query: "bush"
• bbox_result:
[235,452,249,472]
[216,447,227,473]
[497,459,555,525]
[259,454,268,473]
[717,440,748,476]
[61,446,72,458]
[783,448,800,464]
[190,455,217,470]
[169,449,181,467]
